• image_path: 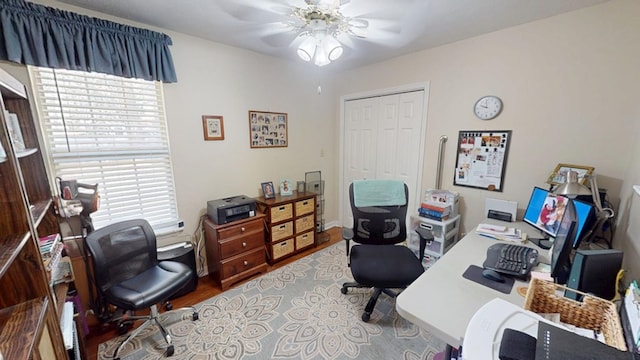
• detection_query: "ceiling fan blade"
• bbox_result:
[262,31,298,48]
[217,1,292,23]
[341,0,416,21]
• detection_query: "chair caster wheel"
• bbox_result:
[341,287,348,294]
[117,321,132,335]
[362,312,371,322]
[192,312,199,321]
[166,344,174,356]
[165,302,173,311]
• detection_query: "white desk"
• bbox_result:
[396,220,549,348]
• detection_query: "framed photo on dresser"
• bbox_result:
[261,181,276,199]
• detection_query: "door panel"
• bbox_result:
[342,90,426,228]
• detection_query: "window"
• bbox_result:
[29,67,179,233]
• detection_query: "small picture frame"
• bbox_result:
[249,110,288,148]
[297,181,306,193]
[280,179,293,196]
[261,181,276,199]
[547,163,595,186]
[202,115,224,141]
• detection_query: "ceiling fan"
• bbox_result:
[219,0,410,67]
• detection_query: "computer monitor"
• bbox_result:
[550,199,578,284]
[523,187,570,241]
[572,198,596,248]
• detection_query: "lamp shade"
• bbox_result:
[297,37,317,62]
[553,170,591,197]
[324,35,343,61]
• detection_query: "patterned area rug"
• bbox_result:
[98,243,445,359]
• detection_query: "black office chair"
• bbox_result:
[341,180,433,322]
[85,219,199,359]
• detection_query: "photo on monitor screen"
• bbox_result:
[523,187,570,238]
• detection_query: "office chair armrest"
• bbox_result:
[343,228,354,256]
[415,228,434,262]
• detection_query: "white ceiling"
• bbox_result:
[56,0,610,72]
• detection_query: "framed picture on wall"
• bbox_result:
[202,115,224,141]
[547,163,594,186]
[249,110,287,148]
[453,130,512,192]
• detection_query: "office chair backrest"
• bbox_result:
[85,219,158,294]
[349,181,408,245]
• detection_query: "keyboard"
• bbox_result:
[482,243,539,278]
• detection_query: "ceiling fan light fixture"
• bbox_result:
[324,35,343,61]
[297,36,317,62]
[290,0,368,67]
[313,41,331,66]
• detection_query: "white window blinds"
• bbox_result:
[29,67,179,232]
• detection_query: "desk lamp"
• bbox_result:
[554,170,614,218]
[553,170,614,246]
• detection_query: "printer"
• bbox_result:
[207,195,256,224]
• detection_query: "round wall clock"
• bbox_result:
[474,95,503,120]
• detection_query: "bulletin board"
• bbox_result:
[454,130,512,192]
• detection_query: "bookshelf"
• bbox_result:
[0,67,68,359]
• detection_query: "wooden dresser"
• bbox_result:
[203,214,268,290]
[256,191,317,264]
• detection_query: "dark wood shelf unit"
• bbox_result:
[0,67,68,359]
[0,298,48,360]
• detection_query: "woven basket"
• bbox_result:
[523,278,626,351]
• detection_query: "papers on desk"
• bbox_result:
[624,281,640,351]
[475,223,526,243]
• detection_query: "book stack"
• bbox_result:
[418,201,451,221]
[39,233,64,282]
[475,223,526,243]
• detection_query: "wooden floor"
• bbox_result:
[84,227,343,360]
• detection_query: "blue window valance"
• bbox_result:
[0,0,177,82]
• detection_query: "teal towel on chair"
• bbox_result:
[353,179,406,207]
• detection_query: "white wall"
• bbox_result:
[6,0,340,248]
[334,0,640,245]
[4,0,640,281]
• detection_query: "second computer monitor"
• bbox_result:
[572,198,597,248]
[523,187,570,239]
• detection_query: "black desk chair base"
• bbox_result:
[341,283,403,322]
[111,304,199,359]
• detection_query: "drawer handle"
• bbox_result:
[243,260,249,266]
[302,201,308,205]
[241,226,246,232]
[242,242,247,247]
[278,206,286,211]
[279,225,286,230]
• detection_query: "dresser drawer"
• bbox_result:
[270,203,293,223]
[219,230,265,259]
[271,221,293,242]
[295,214,315,233]
[296,231,315,249]
[220,247,266,279]
[295,197,315,216]
[216,218,263,241]
[272,239,294,260]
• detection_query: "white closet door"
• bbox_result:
[342,90,426,228]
